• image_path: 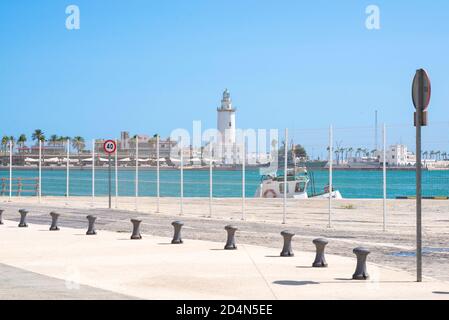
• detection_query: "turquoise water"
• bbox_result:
[1,168,448,199]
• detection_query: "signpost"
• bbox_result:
[412,68,431,283]
[103,140,117,209]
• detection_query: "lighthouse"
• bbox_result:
[217,89,236,164]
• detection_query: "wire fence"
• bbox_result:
[1,123,449,226]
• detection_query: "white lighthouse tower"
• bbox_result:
[217,89,236,164]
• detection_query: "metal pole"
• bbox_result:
[92,139,95,206]
[416,81,423,283]
[292,138,296,168]
[9,140,12,201]
[242,139,246,221]
[375,110,378,151]
[283,128,288,224]
[180,139,184,215]
[66,139,70,199]
[328,125,333,228]
[115,139,118,208]
[108,153,112,209]
[135,135,139,211]
[383,123,387,231]
[209,141,213,218]
[38,139,42,202]
[156,135,160,213]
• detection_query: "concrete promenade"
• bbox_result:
[1,217,449,299]
[2,196,449,283]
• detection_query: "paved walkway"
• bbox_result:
[1,220,449,299]
[0,263,136,300]
[2,200,449,283]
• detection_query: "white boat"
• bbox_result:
[255,167,342,199]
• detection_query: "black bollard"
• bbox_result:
[224,225,238,250]
[86,215,97,235]
[0,209,4,225]
[49,212,60,231]
[280,230,295,257]
[18,209,28,228]
[352,247,370,280]
[171,221,184,244]
[130,219,142,240]
[312,238,328,267]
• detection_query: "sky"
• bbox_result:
[1,0,449,153]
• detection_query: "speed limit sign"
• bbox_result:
[103,139,116,209]
[103,140,117,154]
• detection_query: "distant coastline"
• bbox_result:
[0,165,432,171]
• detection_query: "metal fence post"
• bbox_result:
[38,139,42,202]
[383,123,387,231]
[416,91,423,283]
[328,125,333,228]
[9,140,12,201]
[156,135,160,213]
[115,138,118,209]
[242,140,246,221]
[135,135,139,211]
[209,141,213,218]
[91,139,95,207]
[180,138,184,215]
[66,138,70,201]
[283,128,288,224]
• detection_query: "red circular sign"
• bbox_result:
[103,140,117,154]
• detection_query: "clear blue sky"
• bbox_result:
[1,0,449,152]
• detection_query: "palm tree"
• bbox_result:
[31,129,45,145]
[72,136,85,153]
[57,136,65,145]
[18,134,27,147]
[339,148,345,163]
[422,151,428,160]
[334,150,340,164]
[1,135,9,152]
[130,135,139,158]
[49,134,59,146]
[347,147,354,161]
[292,144,307,159]
[7,136,15,154]
[17,134,27,153]
[442,152,447,160]
[363,148,369,157]
[60,136,71,148]
[71,136,85,165]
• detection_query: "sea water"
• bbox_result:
[1,168,448,199]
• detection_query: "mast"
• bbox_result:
[375,110,378,151]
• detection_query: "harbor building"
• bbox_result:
[375,144,416,166]
[95,133,176,158]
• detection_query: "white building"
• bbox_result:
[376,144,416,166]
[217,89,237,164]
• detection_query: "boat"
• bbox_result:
[255,167,342,199]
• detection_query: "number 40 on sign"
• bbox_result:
[103,140,117,154]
